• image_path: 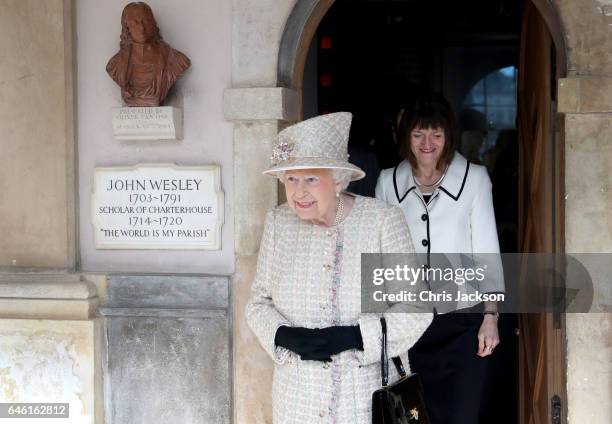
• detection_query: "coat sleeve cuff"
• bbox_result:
[356,314,382,366]
[271,323,297,365]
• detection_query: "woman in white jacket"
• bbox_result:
[375,94,504,424]
[246,112,432,423]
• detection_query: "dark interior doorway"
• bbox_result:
[304,0,521,249]
[303,1,522,422]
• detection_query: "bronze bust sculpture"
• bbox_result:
[106,2,191,107]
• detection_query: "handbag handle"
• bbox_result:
[380,317,408,387]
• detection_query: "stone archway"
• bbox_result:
[277,0,334,91]
[277,0,568,90]
[275,1,572,423]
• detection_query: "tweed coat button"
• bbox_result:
[319,409,328,417]
[322,362,330,369]
[323,264,332,271]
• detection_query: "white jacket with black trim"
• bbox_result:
[375,152,505,311]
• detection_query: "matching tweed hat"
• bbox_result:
[263,112,366,181]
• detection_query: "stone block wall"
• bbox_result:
[99,275,231,424]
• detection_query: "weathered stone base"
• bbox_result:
[98,275,230,424]
[0,273,101,423]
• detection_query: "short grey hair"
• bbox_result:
[330,168,353,191]
[277,168,353,191]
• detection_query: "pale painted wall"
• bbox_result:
[77,0,234,274]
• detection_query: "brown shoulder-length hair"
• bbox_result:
[397,93,457,171]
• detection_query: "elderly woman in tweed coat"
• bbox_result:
[245,112,433,424]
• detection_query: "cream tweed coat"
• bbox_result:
[245,195,433,424]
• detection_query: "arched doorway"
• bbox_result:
[278,0,566,90]
[277,0,569,423]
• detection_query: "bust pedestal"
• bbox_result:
[112,106,183,140]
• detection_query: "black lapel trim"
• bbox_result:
[393,164,416,204]
[439,161,470,201]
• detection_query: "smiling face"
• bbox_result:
[397,94,457,171]
[283,168,341,223]
[124,5,157,44]
[409,126,446,169]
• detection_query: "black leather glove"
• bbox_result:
[275,325,364,361]
[299,349,334,362]
[274,326,332,361]
[319,325,364,356]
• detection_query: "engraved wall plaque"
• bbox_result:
[92,164,223,250]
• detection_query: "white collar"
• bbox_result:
[393,152,470,203]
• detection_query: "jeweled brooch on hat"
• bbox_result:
[270,140,294,165]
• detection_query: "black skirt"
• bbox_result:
[408,311,491,424]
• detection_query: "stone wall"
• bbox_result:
[230,1,612,424]
[558,80,612,423]
[228,1,299,422]
[99,275,230,424]
[0,1,610,423]
[0,274,101,424]
[0,0,76,269]
[556,1,612,423]
[559,0,612,76]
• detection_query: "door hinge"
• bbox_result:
[552,395,562,424]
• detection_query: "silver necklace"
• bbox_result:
[333,194,344,226]
[413,165,449,188]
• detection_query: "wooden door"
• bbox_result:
[517,1,566,423]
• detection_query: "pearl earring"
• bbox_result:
[336,191,340,198]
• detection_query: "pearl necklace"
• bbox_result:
[333,194,344,227]
[413,165,449,188]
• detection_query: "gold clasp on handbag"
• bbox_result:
[409,407,419,421]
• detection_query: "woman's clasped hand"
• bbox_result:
[274,325,364,362]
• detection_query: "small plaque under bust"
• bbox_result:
[112,107,182,140]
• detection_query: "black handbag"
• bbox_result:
[372,317,430,424]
